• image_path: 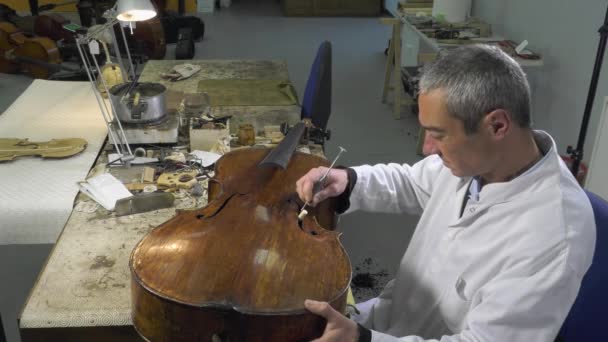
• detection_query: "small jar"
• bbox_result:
[237,124,255,146]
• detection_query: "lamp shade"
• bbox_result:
[116,0,157,22]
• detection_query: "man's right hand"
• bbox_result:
[296,167,349,207]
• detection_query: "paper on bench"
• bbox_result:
[78,173,132,211]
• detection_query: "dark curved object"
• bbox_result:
[557,191,607,341]
[29,0,38,15]
[259,122,305,169]
[0,4,17,22]
[175,27,195,60]
[301,41,332,131]
[0,312,5,342]
[76,0,94,27]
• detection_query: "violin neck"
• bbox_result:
[258,122,306,169]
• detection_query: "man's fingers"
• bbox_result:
[304,299,338,320]
[296,175,314,203]
[296,168,323,204]
[296,178,307,202]
[311,189,329,206]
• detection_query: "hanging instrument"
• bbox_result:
[0,21,65,79]
[96,40,124,96]
[115,17,166,60]
[130,122,351,341]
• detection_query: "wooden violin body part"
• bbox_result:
[0,138,87,161]
[131,124,351,341]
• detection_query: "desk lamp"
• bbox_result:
[74,0,157,166]
[117,0,157,22]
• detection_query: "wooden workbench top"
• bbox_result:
[19,59,318,340]
[139,59,290,93]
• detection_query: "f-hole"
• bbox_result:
[292,199,320,236]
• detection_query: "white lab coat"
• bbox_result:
[348,131,596,342]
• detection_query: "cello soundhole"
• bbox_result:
[297,217,320,236]
[196,214,205,219]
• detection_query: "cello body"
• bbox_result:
[0,21,61,79]
[0,21,23,73]
[131,144,351,341]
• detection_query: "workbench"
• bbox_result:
[139,59,302,134]
[19,59,312,341]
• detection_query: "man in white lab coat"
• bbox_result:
[296,44,596,342]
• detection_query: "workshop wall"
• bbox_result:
[473,0,608,166]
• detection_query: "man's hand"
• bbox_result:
[305,299,359,342]
[296,168,348,207]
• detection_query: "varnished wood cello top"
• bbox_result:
[131,148,351,315]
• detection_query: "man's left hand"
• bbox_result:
[305,299,359,342]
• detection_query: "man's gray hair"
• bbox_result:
[419,44,532,134]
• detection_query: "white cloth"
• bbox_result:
[0,80,107,244]
[349,131,596,342]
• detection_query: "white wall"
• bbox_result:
[586,96,608,198]
[473,0,608,164]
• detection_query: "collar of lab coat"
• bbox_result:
[448,130,560,227]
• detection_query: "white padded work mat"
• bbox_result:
[0,80,107,244]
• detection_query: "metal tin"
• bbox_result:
[109,82,167,124]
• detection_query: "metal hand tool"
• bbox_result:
[298,146,347,220]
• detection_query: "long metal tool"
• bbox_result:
[298,146,347,220]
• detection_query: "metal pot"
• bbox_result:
[109,82,167,124]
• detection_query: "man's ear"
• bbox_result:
[483,109,511,139]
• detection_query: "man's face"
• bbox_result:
[418,89,494,177]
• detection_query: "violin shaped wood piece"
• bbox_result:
[0,138,87,161]
[131,148,351,341]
